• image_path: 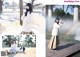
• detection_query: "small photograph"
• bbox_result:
[46,5,80,57]
[1,35,36,57]
[0,0,45,35]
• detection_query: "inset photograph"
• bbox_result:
[1,35,36,57]
[46,5,80,57]
[0,0,45,35]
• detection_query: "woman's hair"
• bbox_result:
[11,41,14,44]
[54,17,60,24]
[11,41,16,44]
[25,3,33,16]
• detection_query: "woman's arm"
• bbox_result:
[55,22,63,28]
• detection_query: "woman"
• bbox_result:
[6,41,26,54]
[10,41,18,53]
[48,17,63,50]
[21,3,34,34]
[21,3,45,35]
[6,41,18,54]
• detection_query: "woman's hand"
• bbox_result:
[61,22,63,24]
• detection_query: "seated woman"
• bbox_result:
[6,41,18,54]
[6,41,25,54]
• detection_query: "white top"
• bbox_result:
[11,43,17,49]
[21,12,42,32]
[10,43,18,53]
[52,22,62,36]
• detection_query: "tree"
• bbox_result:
[63,5,64,12]
[34,36,36,47]
[31,0,35,5]
[3,35,15,47]
[24,35,34,47]
[54,8,65,16]
[0,0,3,15]
[2,35,22,47]
[4,2,10,8]
[15,35,22,47]
[20,0,23,25]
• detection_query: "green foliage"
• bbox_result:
[24,35,36,47]
[52,8,73,18]
[2,35,21,47]
[53,8,66,16]
[2,35,36,47]
[3,35,16,47]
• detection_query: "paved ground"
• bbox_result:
[1,48,36,57]
[46,40,80,57]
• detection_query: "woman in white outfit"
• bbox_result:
[6,41,25,54]
[6,41,18,54]
[10,41,17,53]
[21,3,45,35]
[21,3,34,34]
[48,17,63,50]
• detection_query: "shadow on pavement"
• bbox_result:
[57,43,75,50]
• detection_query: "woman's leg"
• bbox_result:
[52,36,60,50]
[6,50,11,55]
[23,47,25,53]
[48,36,55,49]
[56,36,60,47]
[51,36,57,50]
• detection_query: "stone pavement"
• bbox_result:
[46,40,80,57]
